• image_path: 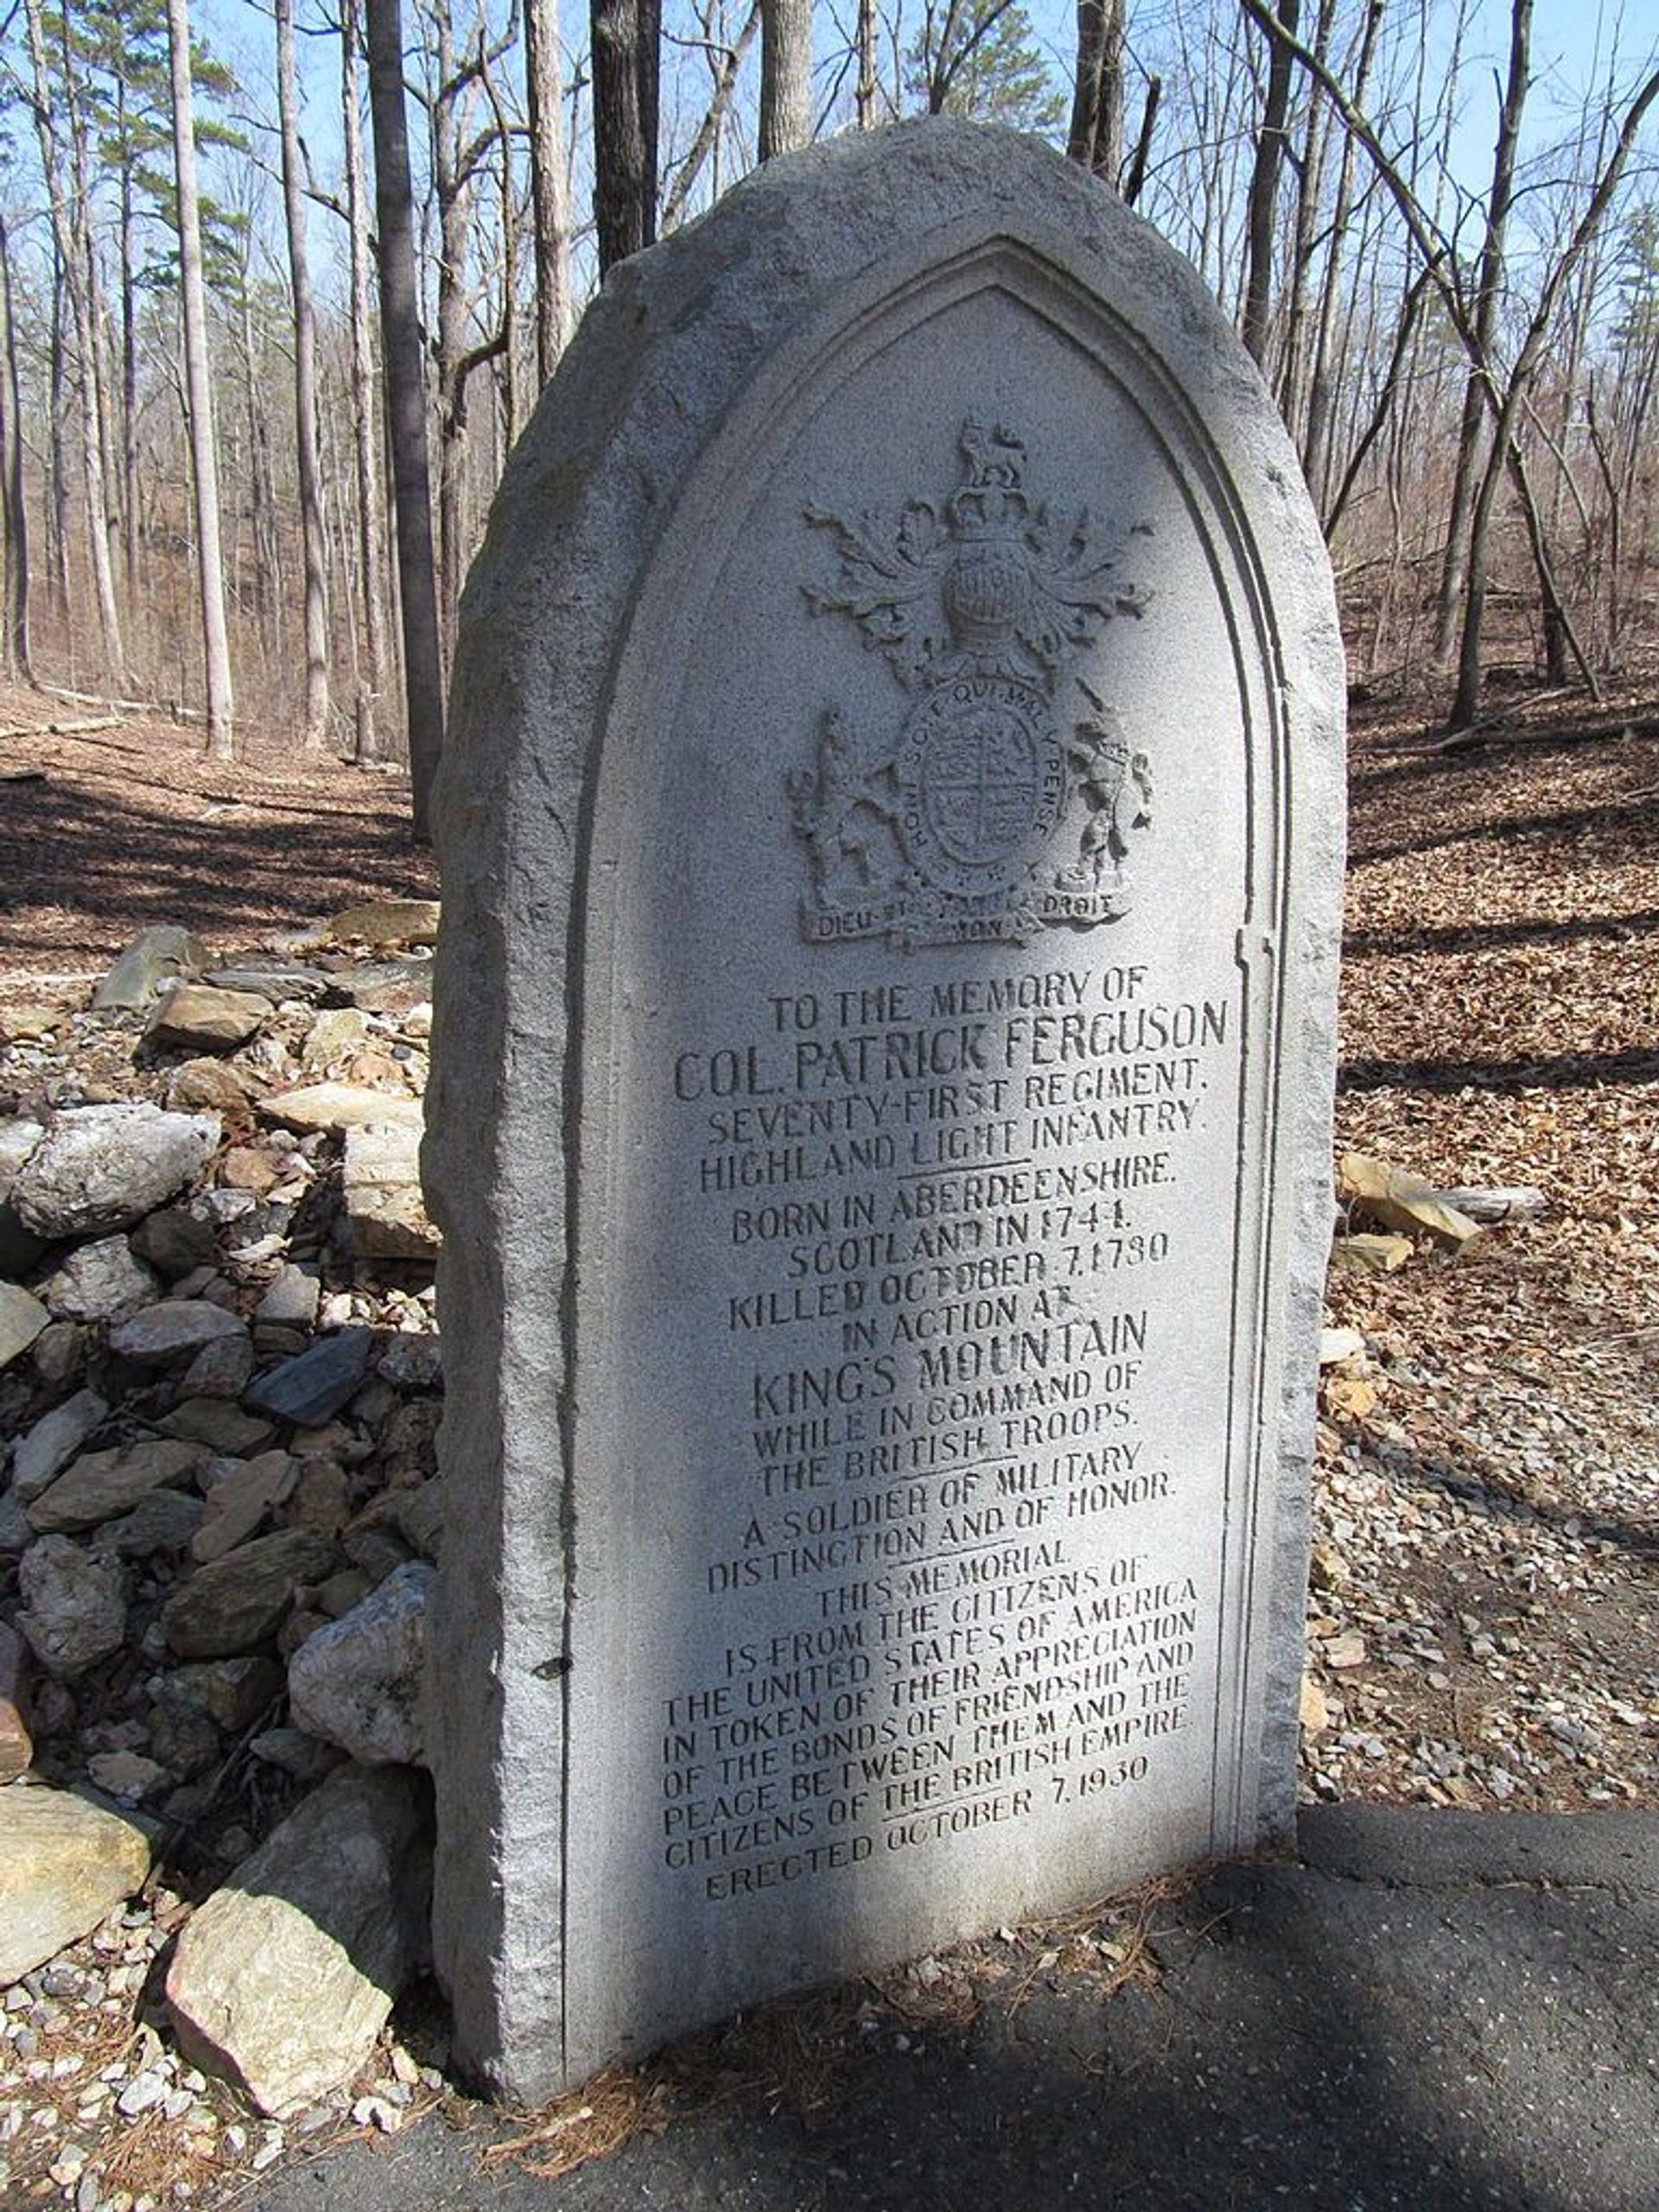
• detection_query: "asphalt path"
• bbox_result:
[239,1807,1659,2212]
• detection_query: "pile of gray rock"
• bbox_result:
[0,909,446,2148]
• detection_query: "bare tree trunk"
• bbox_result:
[1324,263,1432,540]
[760,0,812,158]
[1237,0,1654,723]
[1583,381,1624,665]
[0,214,31,683]
[276,0,331,755]
[58,1,124,677]
[1448,424,1509,727]
[1122,73,1160,207]
[480,58,520,449]
[1241,0,1299,368]
[1300,0,1380,500]
[239,295,280,664]
[116,83,140,599]
[855,0,876,126]
[342,0,391,755]
[661,0,760,231]
[1505,436,1598,696]
[1444,49,1659,723]
[1536,183,1605,681]
[524,0,572,379]
[165,0,234,756]
[1275,0,1336,428]
[1433,0,1529,669]
[592,0,659,270]
[48,257,70,626]
[1067,0,1123,183]
[365,0,446,835]
[25,0,125,682]
[429,0,475,644]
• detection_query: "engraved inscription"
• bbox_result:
[656,960,1231,1901]
[790,423,1154,947]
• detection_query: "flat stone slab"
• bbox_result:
[27,1437,207,1535]
[167,1058,259,1124]
[342,1122,440,1259]
[206,966,333,1002]
[101,1488,206,1559]
[255,1265,322,1330]
[259,1084,423,1137]
[164,1764,430,2115]
[244,1329,375,1427]
[91,925,207,1011]
[12,1389,111,1500]
[108,1300,248,1367]
[16,1537,129,1678]
[0,1783,153,1985]
[181,1333,257,1401]
[327,899,442,947]
[162,1397,277,1454]
[146,984,273,1052]
[192,1451,300,1563]
[161,1526,337,1659]
[0,1281,48,1370]
[41,1235,160,1322]
[325,959,435,1014]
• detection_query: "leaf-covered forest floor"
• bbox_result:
[1314,673,1659,1813]
[0,693,436,988]
[1,673,1656,1813]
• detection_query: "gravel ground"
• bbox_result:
[1,1903,448,2210]
[1303,1316,1658,1811]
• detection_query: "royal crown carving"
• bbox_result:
[790,420,1154,948]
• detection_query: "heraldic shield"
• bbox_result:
[789,419,1155,949]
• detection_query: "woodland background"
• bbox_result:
[0,0,1656,830]
[0,13,1656,2185]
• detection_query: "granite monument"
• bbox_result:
[425,119,1346,2101]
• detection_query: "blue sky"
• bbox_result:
[198,0,1659,170]
[188,0,1658,302]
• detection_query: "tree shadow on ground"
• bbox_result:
[0,762,431,969]
[1354,1433,1659,1567]
[1338,1047,1659,1094]
[1348,793,1659,873]
[242,1823,1659,2212]
[1344,906,1659,961]
[1356,701,1659,771]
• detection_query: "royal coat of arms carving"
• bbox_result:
[789,420,1155,948]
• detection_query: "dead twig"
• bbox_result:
[144,1694,289,1890]
[481,2072,669,2181]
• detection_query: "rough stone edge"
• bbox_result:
[1252,361,1347,1853]
[425,116,1346,2103]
